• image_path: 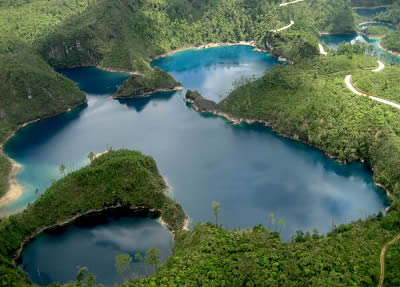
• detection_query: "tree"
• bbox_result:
[59,164,66,176]
[34,188,39,195]
[115,254,132,278]
[239,254,257,285]
[145,248,160,272]
[212,201,221,227]
[76,267,88,285]
[135,253,144,262]
[88,152,95,163]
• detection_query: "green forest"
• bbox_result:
[1,0,400,286]
[112,67,181,99]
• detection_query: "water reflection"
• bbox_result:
[20,210,172,286]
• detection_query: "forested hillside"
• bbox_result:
[0,150,185,287]
[2,0,400,286]
[0,0,360,199]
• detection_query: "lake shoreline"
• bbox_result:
[352,5,392,9]
[378,41,400,56]
[0,100,88,210]
[112,86,184,99]
[150,41,268,62]
[185,97,392,207]
[14,203,186,262]
[97,66,144,76]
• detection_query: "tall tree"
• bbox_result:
[212,201,221,227]
[59,164,66,176]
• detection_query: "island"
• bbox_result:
[112,67,183,99]
[1,0,400,286]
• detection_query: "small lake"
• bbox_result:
[19,210,172,286]
[354,7,388,19]
[4,45,387,238]
[320,33,400,64]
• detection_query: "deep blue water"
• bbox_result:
[5,45,389,284]
[4,45,387,233]
[354,7,388,19]
[19,213,172,286]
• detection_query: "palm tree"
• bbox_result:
[212,201,221,227]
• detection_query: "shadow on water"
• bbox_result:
[5,104,88,161]
[5,45,388,242]
[57,67,130,95]
[19,207,171,286]
[117,91,178,112]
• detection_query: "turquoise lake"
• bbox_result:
[6,45,389,284]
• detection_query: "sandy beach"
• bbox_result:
[151,41,267,61]
[0,158,22,207]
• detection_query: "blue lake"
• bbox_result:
[4,45,387,234]
[19,211,172,286]
[9,46,385,284]
[5,45,389,284]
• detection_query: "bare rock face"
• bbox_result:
[44,37,100,68]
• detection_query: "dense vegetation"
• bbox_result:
[1,149,399,286]
[113,67,181,99]
[0,150,185,287]
[375,2,400,24]
[2,0,400,286]
[363,25,391,36]
[353,65,400,103]
[0,42,86,198]
[0,0,362,201]
[381,30,400,52]
[216,53,400,198]
[0,0,360,71]
[351,0,394,6]
[385,239,400,286]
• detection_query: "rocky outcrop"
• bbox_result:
[42,36,100,68]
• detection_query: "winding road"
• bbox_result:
[378,234,400,287]
[344,61,400,110]
[280,0,304,6]
[373,60,385,72]
[270,20,295,33]
[279,1,398,285]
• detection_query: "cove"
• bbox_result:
[320,33,400,65]
[19,209,173,286]
[4,45,387,241]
